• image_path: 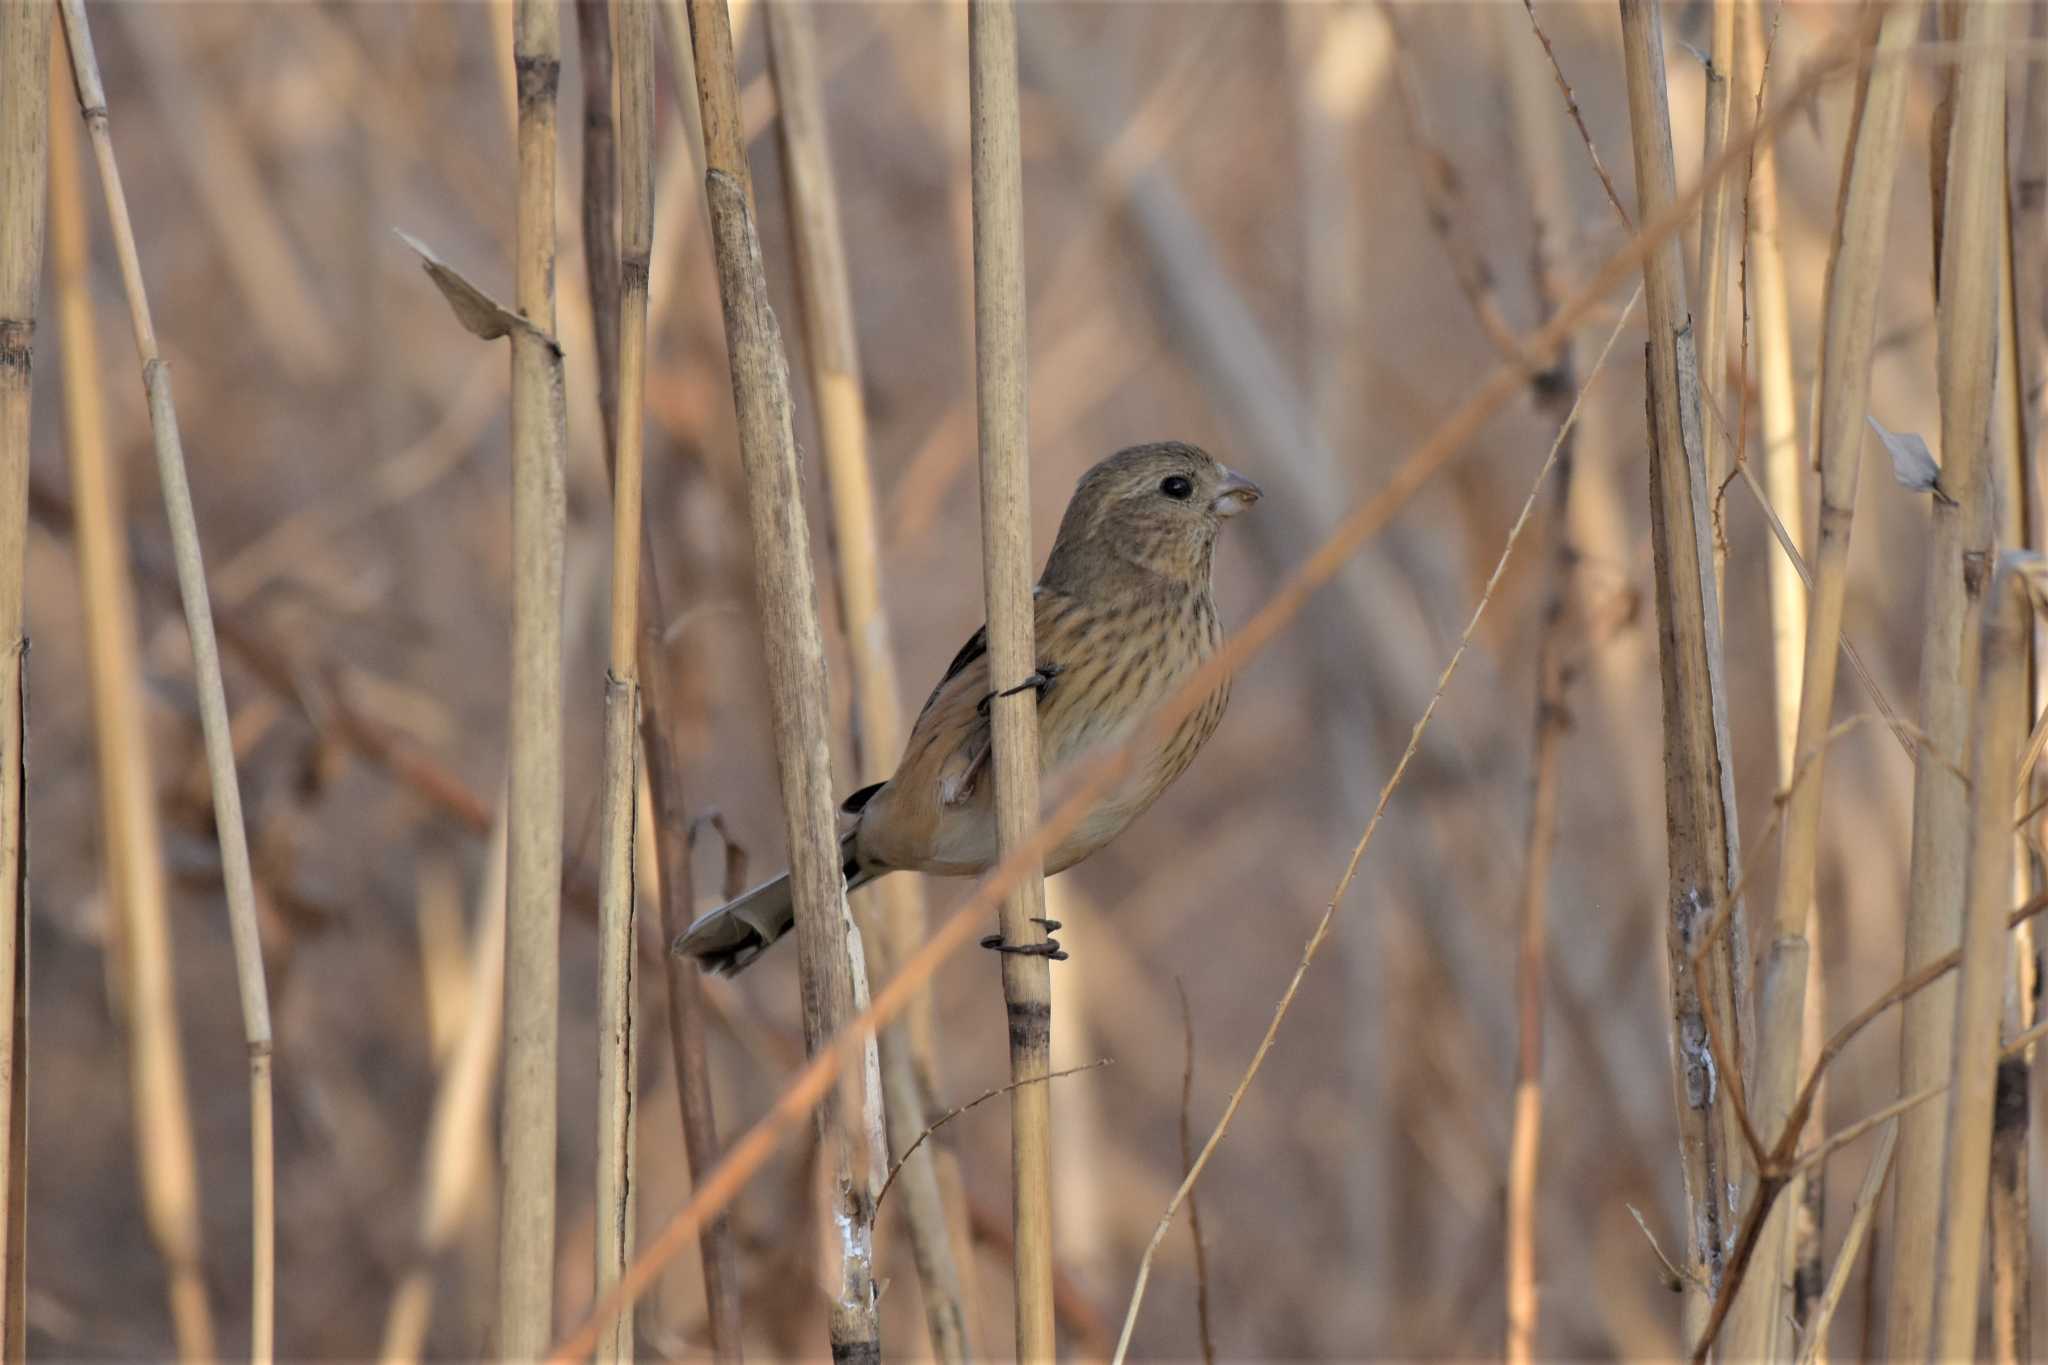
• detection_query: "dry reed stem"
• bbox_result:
[578,0,620,459]
[1694,0,1739,592]
[1892,3,2002,1354]
[763,3,971,1358]
[1924,13,2013,1353]
[379,812,509,1365]
[496,0,570,1352]
[1499,6,1590,1353]
[1986,25,2038,1362]
[589,3,656,1357]
[969,3,1056,1357]
[686,1,886,1357]
[1739,4,1826,1344]
[1732,4,1916,1353]
[594,6,744,1353]
[1794,1119,1896,1365]
[1616,0,1752,1344]
[0,2,43,1352]
[550,44,1874,1349]
[1114,284,1640,1364]
[48,85,213,1362]
[55,5,278,1356]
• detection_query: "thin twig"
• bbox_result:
[877,1060,1113,1212]
[1517,0,1635,232]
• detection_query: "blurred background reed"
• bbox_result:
[13,0,2043,1358]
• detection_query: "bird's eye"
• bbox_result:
[1160,475,1194,500]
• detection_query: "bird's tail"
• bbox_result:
[671,829,880,976]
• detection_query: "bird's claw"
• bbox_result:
[977,662,1065,716]
[979,931,1070,961]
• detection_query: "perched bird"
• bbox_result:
[674,441,1261,975]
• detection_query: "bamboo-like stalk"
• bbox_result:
[1931,557,2026,1357]
[54,5,279,1358]
[686,1,886,1357]
[1986,25,2036,1362]
[1925,8,2013,1353]
[1694,0,1738,593]
[1499,6,1586,1355]
[1890,2,2002,1355]
[969,2,1056,1356]
[0,2,46,1351]
[499,0,570,1353]
[1615,0,1750,1345]
[1738,2,1826,1350]
[380,814,509,1365]
[763,5,972,1360]
[593,2,654,1358]
[1729,5,1918,1355]
[48,82,214,1363]
[593,5,745,1354]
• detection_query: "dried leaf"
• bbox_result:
[393,228,558,350]
[1867,415,1956,505]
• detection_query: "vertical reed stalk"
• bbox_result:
[1924,8,2012,1353]
[593,2,655,1358]
[686,1,886,1356]
[49,82,213,1362]
[499,0,569,1353]
[1986,29,2036,1363]
[969,2,1055,1356]
[0,3,46,1351]
[1694,0,1738,591]
[1616,0,1750,1346]
[1931,557,2026,1357]
[604,5,745,1354]
[56,4,279,1356]
[1730,6,1916,1355]
[1738,2,1826,1349]
[764,4,972,1359]
[1891,3,2001,1355]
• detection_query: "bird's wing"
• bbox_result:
[903,589,1070,810]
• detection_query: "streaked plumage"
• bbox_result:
[675,441,1260,974]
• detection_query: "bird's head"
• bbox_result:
[1044,441,1261,589]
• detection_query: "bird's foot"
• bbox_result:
[977,662,1065,716]
[979,929,1070,961]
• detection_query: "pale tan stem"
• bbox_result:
[969,3,1055,1357]
[498,0,569,1353]
[764,3,971,1358]
[0,1,44,1351]
[1616,0,1751,1345]
[1892,2,2002,1354]
[56,3,278,1356]
[48,77,213,1363]
[687,0,886,1356]
[592,4,655,1359]
[1925,12,2014,1353]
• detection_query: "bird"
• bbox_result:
[673,441,1261,975]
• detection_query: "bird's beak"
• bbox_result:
[1211,467,1262,517]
